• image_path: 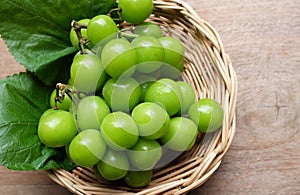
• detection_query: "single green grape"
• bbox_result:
[118,0,154,24]
[101,112,139,151]
[69,129,106,167]
[70,52,107,93]
[101,38,137,78]
[38,110,77,148]
[102,77,141,112]
[87,15,118,46]
[160,117,198,151]
[131,35,164,73]
[76,96,110,130]
[132,102,169,140]
[144,78,183,116]
[188,98,224,133]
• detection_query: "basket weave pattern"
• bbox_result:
[47,0,237,194]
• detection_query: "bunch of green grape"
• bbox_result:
[37,0,224,188]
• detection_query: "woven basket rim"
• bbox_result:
[47,0,238,194]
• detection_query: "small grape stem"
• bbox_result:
[107,7,123,23]
[55,83,81,109]
[71,20,90,54]
[118,27,139,39]
[54,84,61,110]
[107,7,121,17]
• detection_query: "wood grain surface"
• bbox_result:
[1,0,299,194]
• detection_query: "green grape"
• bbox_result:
[69,129,106,167]
[70,18,90,50]
[87,15,118,46]
[93,165,112,183]
[70,52,107,93]
[176,81,196,114]
[38,110,77,148]
[101,112,139,151]
[128,138,162,170]
[96,148,129,181]
[134,22,163,38]
[118,0,153,24]
[144,78,183,116]
[160,117,198,151]
[101,38,137,78]
[49,89,72,111]
[132,102,169,140]
[102,77,141,112]
[159,36,185,71]
[76,96,110,130]
[131,35,164,73]
[188,98,224,133]
[124,170,153,187]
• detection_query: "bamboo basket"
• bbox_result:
[47,0,237,194]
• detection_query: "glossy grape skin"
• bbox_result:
[39,108,57,122]
[134,22,163,38]
[87,15,118,46]
[131,35,164,73]
[158,36,185,71]
[144,78,183,116]
[70,19,90,50]
[102,77,141,112]
[96,148,129,181]
[132,102,169,140]
[118,0,153,24]
[188,98,224,133]
[101,112,139,151]
[69,129,106,167]
[128,138,162,170]
[70,53,107,93]
[93,165,112,183]
[38,110,77,148]
[49,89,72,111]
[76,96,110,130]
[160,117,198,151]
[124,170,153,187]
[101,38,137,78]
[176,81,196,114]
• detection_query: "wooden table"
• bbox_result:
[1,0,299,194]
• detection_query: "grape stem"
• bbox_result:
[118,27,140,39]
[107,7,121,17]
[107,7,123,22]
[71,20,91,54]
[55,83,80,110]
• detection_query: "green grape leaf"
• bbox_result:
[0,73,75,170]
[0,0,117,86]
